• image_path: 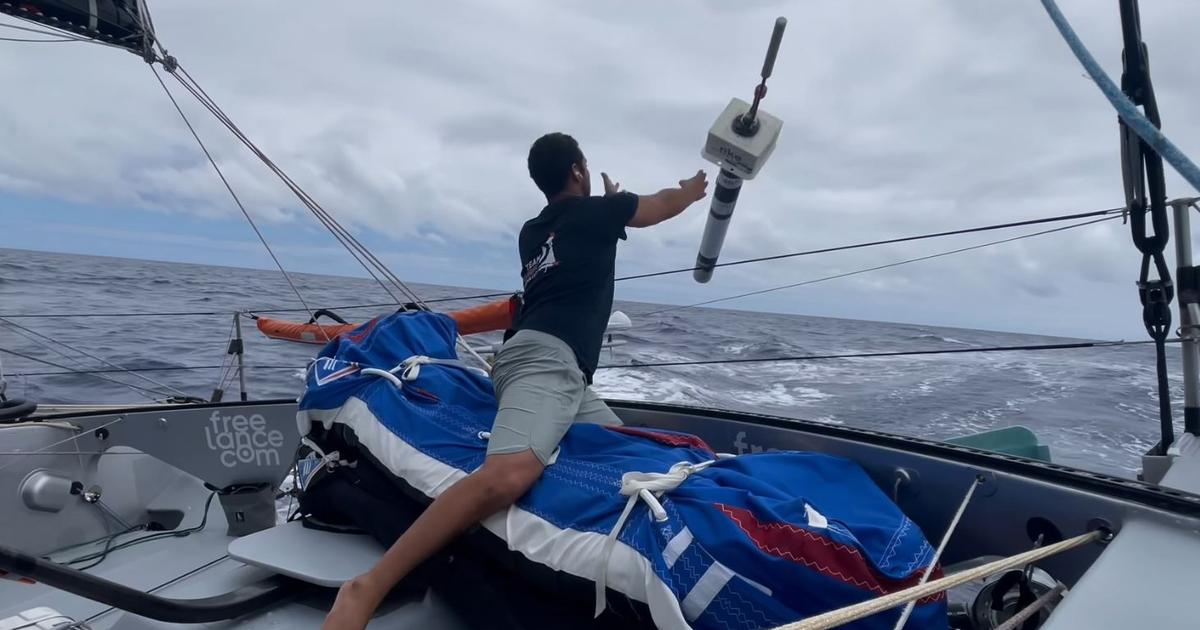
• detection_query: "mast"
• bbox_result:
[1172,198,1200,437]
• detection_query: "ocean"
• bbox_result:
[0,247,1182,479]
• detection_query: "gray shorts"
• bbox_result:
[488,329,621,465]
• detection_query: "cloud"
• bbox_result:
[2,0,1200,339]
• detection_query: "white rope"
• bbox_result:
[360,367,404,388]
[594,460,716,617]
[770,530,1104,630]
[296,437,348,490]
[399,355,489,381]
[993,583,1067,630]
[361,355,490,389]
[457,338,492,374]
[892,476,981,629]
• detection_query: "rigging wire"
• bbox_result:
[1,319,160,402]
[0,316,192,399]
[0,19,131,50]
[4,362,301,375]
[161,63,488,365]
[0,205,1138,322]
[892,477,981,629]
[0,415,127,474]
[175,62,420,305]
[0,345,179,399]
[164,65,405,306]
[0,310,231,319]
[148,64,321,329]
[615,206,1126,282]
[0,20,90,39]
[0,363,295,375]
[3,339,1170,377]
[646,215,1121,315]
[1041,0,1194,450]
[246,292,515,313]
[0,34,77,42]
[594,339,1164,371]
[9,1,1181,386]
[0,291,515,320]
[211,316,239,397]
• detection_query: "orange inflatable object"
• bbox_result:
[254,296,517,345]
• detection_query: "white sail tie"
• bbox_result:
[595,459,716,617]
[401,355,489,381]
[361,355,488,388]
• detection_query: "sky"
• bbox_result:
[3,0,1200,339]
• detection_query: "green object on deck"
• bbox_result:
[946,425,1052,462]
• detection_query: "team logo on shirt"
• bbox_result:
[522,232,559,287]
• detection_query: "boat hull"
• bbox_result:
[3,398,1200,628]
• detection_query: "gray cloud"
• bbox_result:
[2,0,1199,339]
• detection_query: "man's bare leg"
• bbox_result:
[321,450,544,630]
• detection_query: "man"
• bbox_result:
[323,132,708,629]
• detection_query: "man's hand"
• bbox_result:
[322,574,385,630]
[602,172,621,196]
[629,168,711,228]
[679,170,708,203]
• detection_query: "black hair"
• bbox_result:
[527,132,584,197]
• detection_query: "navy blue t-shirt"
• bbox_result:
[508,192,638,381]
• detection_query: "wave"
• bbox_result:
[2,247,1160,480]
[907,333,970,345]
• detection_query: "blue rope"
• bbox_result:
[1040,0,1200,193]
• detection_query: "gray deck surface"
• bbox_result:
[0,499,471,629]
[1042,441,1200,630]
[228,521,386,588]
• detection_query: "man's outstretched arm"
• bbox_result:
[602,170,709,228]
[622,170,709,228]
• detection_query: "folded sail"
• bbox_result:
[296,311,948,629]
[1,0,150,55]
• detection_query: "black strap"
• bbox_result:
[0,544,307,623]
[0,398,37,423]
[1119,0,1175,452]
[305,308,349,325]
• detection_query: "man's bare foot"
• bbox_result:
[322,574,385,630]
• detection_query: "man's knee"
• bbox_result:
[478,451,543,505]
